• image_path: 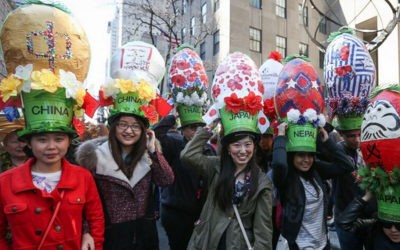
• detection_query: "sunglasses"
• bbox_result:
[380,221,400,231]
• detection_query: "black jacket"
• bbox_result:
[272,136,354,244]
[337,196,400,250]
[153,115,216,216]
[332,141,377,219]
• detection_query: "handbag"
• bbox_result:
[37,190,65,250]
[233,204,254,250]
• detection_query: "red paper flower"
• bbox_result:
[140,106,158,124]
[177,60,191,70]
[186,71,198,82]
[335,65,352,76]
[339,45,350,61]
[244,91,262,116]
[193,63,203,71]
[227,75,243,91]
[236,63,252,76]
[170,64,178,75]
[350,97,360,108]
[212,84,221,99]
[225,93,244,114]
[267,51,282,62]
[257,80,264,94]
[171,75,186,87]
[201,74,209,87]
[263,98,276,118]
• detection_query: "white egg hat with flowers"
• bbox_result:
[203,52,269,141]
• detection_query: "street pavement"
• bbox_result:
[156,220,341,250]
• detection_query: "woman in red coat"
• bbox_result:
[0,132,105,250]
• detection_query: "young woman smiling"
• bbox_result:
[76,114,174,250]
[272,122,354,250]
[181,119,273,250]
[0,132,105,250]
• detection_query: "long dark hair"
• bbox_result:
[108,115,147,179]
[213,134,260,212]
[287,152,320,198]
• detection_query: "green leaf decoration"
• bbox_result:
[175,44,195,53]
[327,26,355,42]
[284,53,311,64]
[23,0,72,15]
[357,164,400,195]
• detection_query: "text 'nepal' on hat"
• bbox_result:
[0,1,99,140]
[324,27,376,131]
[274,54,326,152]
[356,84,400,223]
[203,51,270,144]
[99,41,166,128]
[169,44,209,128]
[260,51,284,136]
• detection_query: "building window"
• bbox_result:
[213,30,220,55]
[214,0,219,12]
[276,36,286,58]
[319,51,325,69]
[319,14,327,34]
[299,5,308,27]
[250,0,261,9]
[182,0,187,14]
[181,27,186,43]
[200,42,206,60]
[250,27,261,52]
[299,43,308,57]
[276,0,286,18]
[201,3,207,24]
[190,17,195,35]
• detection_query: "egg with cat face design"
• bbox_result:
[361,88,400,173]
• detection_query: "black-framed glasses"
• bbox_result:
[117,123,142,132]
[380,221,400,231]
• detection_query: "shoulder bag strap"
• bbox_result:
[37,190,65,250]
[233,204,254,250]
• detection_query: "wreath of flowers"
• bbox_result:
[356,165,400,196]
[0,64,87,110]
[173,85,208,107]
[287,108,326,127]
[224,91,263,116]
[327,95,368,116]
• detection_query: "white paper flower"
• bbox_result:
[201,92,207,100]
[317,114,326,127]
[183,95,194,106]
[287,109,301,124]
[304,109,318,122]
[176,92,184,103]
[102,77,119,99]
[59,69,82,99]
[14,64,33,93]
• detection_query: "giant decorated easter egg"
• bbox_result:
[361,88,400,173]
[275,58,324,118]
[1,3,90,82]
[324,33,375,98]
[110,41,165,85]
[259,51,283,99]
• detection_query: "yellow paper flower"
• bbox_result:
[114,79,137,94]
[0,73,22,102]
[75,87,86,108]
[31,69,61,93]
[137,80,156,102]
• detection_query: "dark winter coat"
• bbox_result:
[153,115,216,216]
[272,136,354,245]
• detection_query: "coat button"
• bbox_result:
[228,217,232,220]
[77,198,81,202]
[35,229,42,235]
[57,245,64,250]
[55,225,61,232]
[11,206,17,212]
[34,208,42,214]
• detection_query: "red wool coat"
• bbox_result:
[0,158,105,250]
